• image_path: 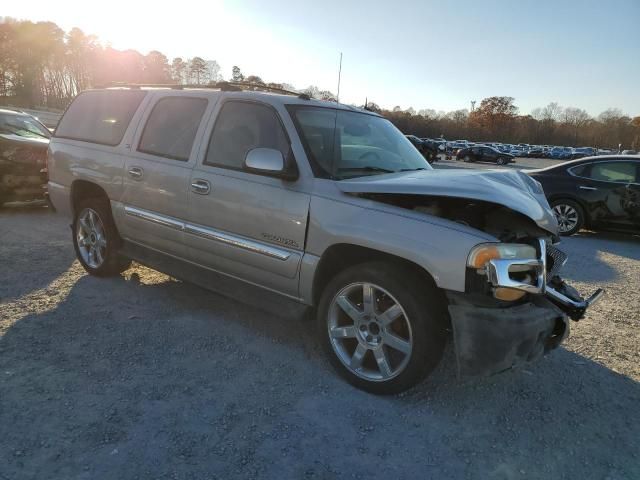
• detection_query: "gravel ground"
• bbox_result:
[1,202,639,480]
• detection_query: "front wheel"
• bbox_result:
[317,262,447,394]
[73,197,131,276]
[551,199,584,236]
[496,157,508,165]
[463,155,472,162]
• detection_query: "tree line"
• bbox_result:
[1,18,638,149]
[373,97,639,150]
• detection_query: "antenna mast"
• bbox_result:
[336,52,343,103]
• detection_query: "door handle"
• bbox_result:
[128,167,143,179]
[191,179,211,195]
[579,186,597,191]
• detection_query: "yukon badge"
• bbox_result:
[262,233,299,249]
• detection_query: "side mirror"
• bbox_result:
[244,148,297,180]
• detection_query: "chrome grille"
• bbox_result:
[546,244,567,278]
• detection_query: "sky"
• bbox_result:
[3,0,639,116]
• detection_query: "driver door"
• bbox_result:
[183,100,309,298]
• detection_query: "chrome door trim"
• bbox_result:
[124,205,292,261]
[124,205,184,231]
[184,223,292,261]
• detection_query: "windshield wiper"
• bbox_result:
[338,166,395,174]
[399,167,428,172]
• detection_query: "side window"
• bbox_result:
[138,97,208,161]
[55,90,147,145]
[569,164,589,177]
[588,162,637,183]
[205,101,289,169]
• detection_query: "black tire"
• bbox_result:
[550,198,584,236]
[496,157,507,165]
[463,155,472,162]
[317,261,447,394]
[72,197,131,276]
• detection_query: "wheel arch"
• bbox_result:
[70,180,110,216]
[311,243,441,307]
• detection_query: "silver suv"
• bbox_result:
[47,85,603,394]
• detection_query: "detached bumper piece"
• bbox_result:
[545,276,604,321]
[448,294,569,377]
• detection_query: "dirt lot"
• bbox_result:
[1,204,639,480]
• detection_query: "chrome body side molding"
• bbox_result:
[124,205,292,261]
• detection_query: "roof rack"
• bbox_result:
[97,81,312,100]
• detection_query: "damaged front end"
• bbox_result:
[336,168,604,376]
[450,237,604,376]
[0,138,49,204]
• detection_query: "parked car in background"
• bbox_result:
[528,155,640,235]
[570,147,596,160]
[527,146,544,158]
[456,145,515,165]
[405,135,438,163]
[549,147,571,160]
[0,108,51,206]
[622,150,637,155]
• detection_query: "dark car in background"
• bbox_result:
[529,155,640,235]
[0,109,51,206]
[456,145,515,165]
[405,134,438,163]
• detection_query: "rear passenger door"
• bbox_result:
[184,100,310,298]
[118,94,213,256]
[582,160,640,231]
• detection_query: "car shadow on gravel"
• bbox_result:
[557,230,640,283]
[574,230,640,259]
[1,271,639,479]
[0,204,74,302]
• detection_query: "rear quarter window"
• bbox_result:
[54,90,147,146]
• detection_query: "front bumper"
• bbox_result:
[448,292,569,376]
[450,240,604,376]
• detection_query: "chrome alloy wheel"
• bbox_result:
[76,208,107,268]
[552,204,579,233]
[327,282,413,382]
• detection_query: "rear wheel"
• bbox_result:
[317,262,447,394]
[551,199,584,236]
[72,197,131,276]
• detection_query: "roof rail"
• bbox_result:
[96,81,312,100]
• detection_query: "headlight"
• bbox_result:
[467,243,540,301]
[467,243,537,269]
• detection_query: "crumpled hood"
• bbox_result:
[337,168,558,234]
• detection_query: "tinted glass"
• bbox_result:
[206,101,289,169]
[291,106,431,179]
[589,162,637,183]
[138,97,208,161]
[0,114,51,139]
[55,90,146,145]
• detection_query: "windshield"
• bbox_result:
[0,113,51,139]
[289,106,431,179]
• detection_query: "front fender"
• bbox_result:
[304,194,492,294]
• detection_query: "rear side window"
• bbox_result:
[588,161,637,183]
[138,97,208,161]
[55,90,146,145]
[205,101,289,169]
